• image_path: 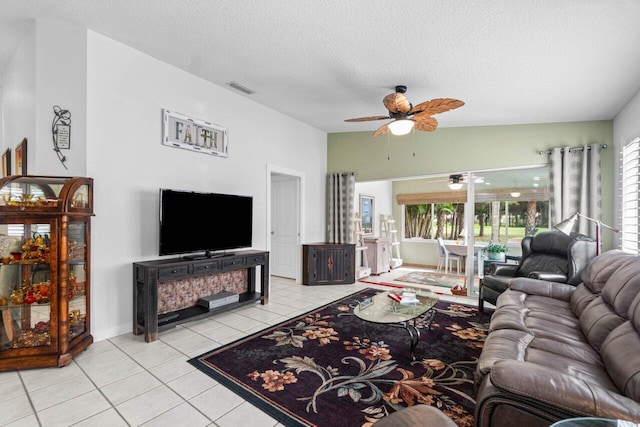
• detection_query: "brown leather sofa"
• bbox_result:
[475,250,640,426]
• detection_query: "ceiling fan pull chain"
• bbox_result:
[387,133,391,160]
[413,127,416,156]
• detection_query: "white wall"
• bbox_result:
[0,86,3,147]
[1,24,35,169]
[1,19,87,176]
[354,180,393,237]
[613,88,640,248]
[86,32,327,340]
[34,19,87,176]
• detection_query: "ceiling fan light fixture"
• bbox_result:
[388,119,414,136]
[510,191,521,198]
[448,174,464,190]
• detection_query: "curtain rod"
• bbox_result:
[539,144,607,155]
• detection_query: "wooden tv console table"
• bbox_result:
[133,250,269,342]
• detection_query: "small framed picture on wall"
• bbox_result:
[16,138,27,176]
[1,149,10,177]
[359,194,375,235]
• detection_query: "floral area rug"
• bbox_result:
[189,288,491,427]
[394,271,466,289]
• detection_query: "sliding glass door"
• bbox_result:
[397,166,549,296]
[470,167,550,293]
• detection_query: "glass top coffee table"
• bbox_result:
[353,289,439,360]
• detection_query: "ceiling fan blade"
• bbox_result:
[373,123,390,138]
[383,93,411,114]
[413,116,438,132]
[409,98,465,116]
[344,115,390,122]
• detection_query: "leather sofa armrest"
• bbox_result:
[489,263,519,276]
[528,272,568,283]
[510,278,575,301]
[489,360,640,421]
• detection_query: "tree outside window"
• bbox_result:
[404,200,549,243]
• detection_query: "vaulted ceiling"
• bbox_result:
[1,1,639,134]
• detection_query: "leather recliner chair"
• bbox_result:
[478,231,597,311]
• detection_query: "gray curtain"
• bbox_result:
[549,143,602,236]
[327,173,355,243]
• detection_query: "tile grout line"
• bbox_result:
[17,369,43,427]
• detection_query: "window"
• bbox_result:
[404,203,465,239]
[404,201,549,242]
[473,200,549,244]
[399,168,550,244]
[621,138,640,254]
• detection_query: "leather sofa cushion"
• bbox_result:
[529,231,574,256]
[476,329,533,379]
[578,256,640,351]
[518,253,567,278]
[601,321,640,402]
[570,283,600,318]
[600,293,640,402]
[487,361,640,421]
[509,278,575,302]
[524,347,618,391]
[580,250,632,293]
[601,257,640,317]
[580,297,627,352]
[478,325,615,389]
[570,252,638,318]
[527,336,603,367]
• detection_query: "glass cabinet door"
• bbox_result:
[0,222,52,351]
[68,222,87,340]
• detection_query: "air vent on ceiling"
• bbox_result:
[226,81,255,95]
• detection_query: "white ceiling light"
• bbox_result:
[388,119,415,136]
[448,174,464,190]
[510,191,521,198]
[474,177,485,184]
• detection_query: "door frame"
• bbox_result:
[266,164,305,284]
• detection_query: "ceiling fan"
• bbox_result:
[345,85,464,137]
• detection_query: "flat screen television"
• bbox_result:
[159,188,253,256]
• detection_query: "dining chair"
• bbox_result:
[437,237,463,274]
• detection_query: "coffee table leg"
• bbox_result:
[422,308,437,330]
[403,322,421,361]
[405,308,437,360]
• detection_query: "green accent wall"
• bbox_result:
[328,120,615,249]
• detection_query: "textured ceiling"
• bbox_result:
[1,0,640,133]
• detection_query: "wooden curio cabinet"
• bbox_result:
[0,176,93,370]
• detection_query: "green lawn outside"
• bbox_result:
[473,224,549,243]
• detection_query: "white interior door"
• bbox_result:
[271,175,299,278]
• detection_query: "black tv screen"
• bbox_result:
[159,189,253,256]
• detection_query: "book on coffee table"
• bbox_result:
[400,290,419,305]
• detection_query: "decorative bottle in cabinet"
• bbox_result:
[0,176,93,370]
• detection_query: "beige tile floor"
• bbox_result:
[0,272,480,427]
